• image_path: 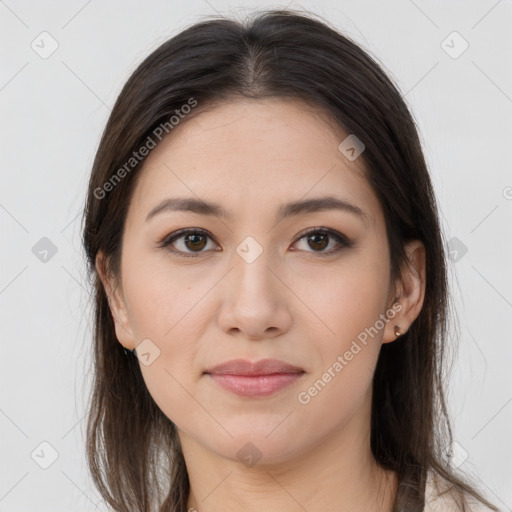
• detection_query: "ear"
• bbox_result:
[95,251,136,350]
[383,240,426,344]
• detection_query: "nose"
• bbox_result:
[217,245,293,341]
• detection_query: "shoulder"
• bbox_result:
[423,471,498,512]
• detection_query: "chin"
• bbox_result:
[209,430,304,468]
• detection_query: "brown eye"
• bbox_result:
[160,227,353,259]
[307,232,329,251]
[293,227,353,255]
[183,233,207,251]
[160,229,217,257]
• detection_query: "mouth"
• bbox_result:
[204,358,305,398]
[205,372,305,398]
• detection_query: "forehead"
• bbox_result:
[127,98,381,230]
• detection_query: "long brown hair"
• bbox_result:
[81,9,498,512]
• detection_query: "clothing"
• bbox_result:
[424,471,498,512]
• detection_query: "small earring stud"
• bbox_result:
[394,325,401,337]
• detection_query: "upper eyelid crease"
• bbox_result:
[145,196,370,228]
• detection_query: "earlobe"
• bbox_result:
[95,251,136,350]
[383,240,426,344]
[382,296,405,344]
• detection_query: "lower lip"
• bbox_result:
[206,372,304,398]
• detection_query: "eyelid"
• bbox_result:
[295,226,352,247]
[159,226,354,257]
[158,227,217,252]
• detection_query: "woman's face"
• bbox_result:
[101,98,404,465]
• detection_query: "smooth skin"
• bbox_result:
[97,98,426,512]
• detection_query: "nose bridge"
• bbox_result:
[216,233,291,338]
[232,234,278,301]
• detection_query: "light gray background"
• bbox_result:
[1,1,511,511]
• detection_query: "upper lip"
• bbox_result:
[204,358,305,376]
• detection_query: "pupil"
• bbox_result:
[309,233,328,251]
[186,234,206,251]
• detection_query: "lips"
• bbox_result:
[204,359,305,398]
[204,358,305,376]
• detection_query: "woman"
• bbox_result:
[82,9,499,512]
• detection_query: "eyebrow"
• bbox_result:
[146,195,370,226]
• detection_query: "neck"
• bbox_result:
[180,394,397,512]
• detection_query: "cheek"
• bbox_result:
[123,268,207,374]
[296,248,390,397]
[127,283,204,431]
[294,252,390,348]
[294,273,387,428]
[120,254,216,427]
[122,249,206,339]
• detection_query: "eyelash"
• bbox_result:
[158,227,354,258]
